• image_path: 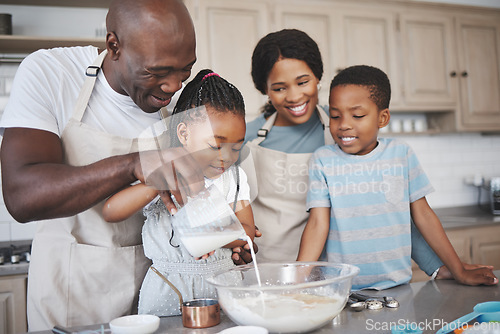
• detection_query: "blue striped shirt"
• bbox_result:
[307,138,434,290]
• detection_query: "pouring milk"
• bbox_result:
[171,185,262,286]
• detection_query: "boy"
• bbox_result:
[297,65,497,289]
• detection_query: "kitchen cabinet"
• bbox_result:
[471,225,500,266]
[329,6,403,108]
[0,274,27,334]
[455,15,500,131]
[187,0,500,130]
[271,2,336,114]
[411,224,500,282]
[399,10,500,132]
[185,0,270,120]
[272,2,402,111]
[2,0,500,130]
[399,13,458,110]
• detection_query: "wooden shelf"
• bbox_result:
[0,0,111,8]
[0,35,105,54]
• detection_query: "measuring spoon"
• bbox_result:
[436,301,500,334]
[348,299,366,312]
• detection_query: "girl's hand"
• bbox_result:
[454,267,498,286]
[195,250,215,260]
[232,226,261,265]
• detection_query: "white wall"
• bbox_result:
[0,0,499,241]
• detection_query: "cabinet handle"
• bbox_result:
[461,71,468,77]
[450,71,457,77]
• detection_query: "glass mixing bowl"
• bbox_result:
[206,262,360,333]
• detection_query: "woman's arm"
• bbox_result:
[103,183,158,222]
[296,207,330,261]
[411,197,497,285]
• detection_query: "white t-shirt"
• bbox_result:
[0,46,176,137]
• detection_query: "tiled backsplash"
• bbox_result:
[0,60,19,113]
[1,63,500,242]
[400,133,500,208]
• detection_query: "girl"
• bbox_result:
[103,69,255,316]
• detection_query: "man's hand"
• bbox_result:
[139,147,205,214]
[232,227,261,265]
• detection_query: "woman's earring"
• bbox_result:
[317,82,322,91]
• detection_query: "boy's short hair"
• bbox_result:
[330,65,391,110]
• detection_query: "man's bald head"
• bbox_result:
[106,0,193,48]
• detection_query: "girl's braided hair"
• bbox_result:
[169,69,245,147]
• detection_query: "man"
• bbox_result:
[0,0,254,330]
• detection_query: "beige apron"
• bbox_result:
[245,108,334,262]
[27,50,156,331]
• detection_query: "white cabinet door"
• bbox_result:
[455,16,500,131]
[399,13,458,109]
[0,275,27,334]
[471,226,500,269]
[332,8,402,108]
[185,0,270,121]
[273,2,336,108]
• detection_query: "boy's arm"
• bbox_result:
[410,220,443,275]
[103,183,158,222]
[411,197,497,285]
[297,207,330,261]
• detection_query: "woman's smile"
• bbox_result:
[287,102,309,117]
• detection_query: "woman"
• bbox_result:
[244,29,447,278]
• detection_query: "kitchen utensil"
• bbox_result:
[454,322,500,333]
[52,326,76,334]
[384,296,400,308]
[348,299,366,312]
[349,291,372,301]
[350,292,399,309]
[366,299,384,310]
[182,298,220,328]
[149,266,221,328]
[206,262,360,334]
[53,325,110,334]
[109,314,160,334]
[171,184,246,258]
[437,301,500,334]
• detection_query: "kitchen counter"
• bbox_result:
[27,271,500,334]
[435,204,500,229]
[0,239,31,276]
[0,261,29,276]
